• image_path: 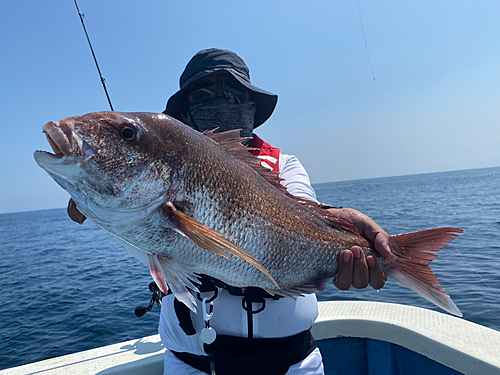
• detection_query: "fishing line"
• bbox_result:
[357,0,376,81]
[396,144,420,179]
[449,242,500,298]
[73,0,114,111]
[353,2,498,307]
[394,148,499,298]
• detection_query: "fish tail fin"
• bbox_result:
[383,227,463,317]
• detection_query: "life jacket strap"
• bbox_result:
[174,275,281,336]
[172,329,317,375]
[174,298,196,336]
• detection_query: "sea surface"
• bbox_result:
[1,166,499,370]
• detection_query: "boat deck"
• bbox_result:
[2,301,500,374]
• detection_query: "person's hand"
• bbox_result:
[327,208,389,291]
[67,198,86,224]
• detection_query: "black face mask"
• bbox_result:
[181,97,256,138]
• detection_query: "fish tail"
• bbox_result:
[383,227,463,316]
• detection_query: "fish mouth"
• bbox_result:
[34,119,95,163]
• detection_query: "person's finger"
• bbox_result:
[327,208,391,258]
[366,255,387,290]
[333,250,353,290]
[372,231,391,258]
[351,246,369,289]
[357,215,391,259]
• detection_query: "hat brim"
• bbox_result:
[164,69,277,128]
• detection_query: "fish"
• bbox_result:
[34,111,463,316]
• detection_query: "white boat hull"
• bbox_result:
[2,301,500,375]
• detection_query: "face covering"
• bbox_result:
[181,97,256,138]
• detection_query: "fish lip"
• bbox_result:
[35,120,95,162]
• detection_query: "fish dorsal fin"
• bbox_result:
[291,197,361,235]
[203,129,288,193]
[204,129,361,235]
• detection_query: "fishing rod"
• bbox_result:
[73,0,114,111]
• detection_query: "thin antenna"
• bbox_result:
[73,0,114,110]
[357,0,376,81]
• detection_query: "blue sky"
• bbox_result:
[1,1,499,214]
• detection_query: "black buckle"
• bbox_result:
[241,288,268,338]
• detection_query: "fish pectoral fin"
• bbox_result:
[148,253,200,312]
[162,201,278,288]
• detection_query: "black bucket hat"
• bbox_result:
[163,48,278,128]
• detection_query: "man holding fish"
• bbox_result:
[37,47,461,374]
[156,48,390,375]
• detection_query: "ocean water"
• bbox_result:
[1,166,499,370]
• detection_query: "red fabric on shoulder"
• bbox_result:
[249,134,281,173]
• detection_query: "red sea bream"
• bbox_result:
[34,111,463,315]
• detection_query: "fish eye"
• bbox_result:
[120,125,138,141]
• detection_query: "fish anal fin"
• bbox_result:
[266,277,334,299]
[384,227,463,316]
[161,202,278,288]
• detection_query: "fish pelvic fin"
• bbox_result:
[148,253,200,312]
[162,202,279,288]
[384,227,463,317]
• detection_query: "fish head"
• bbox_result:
[34,111,185,226]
